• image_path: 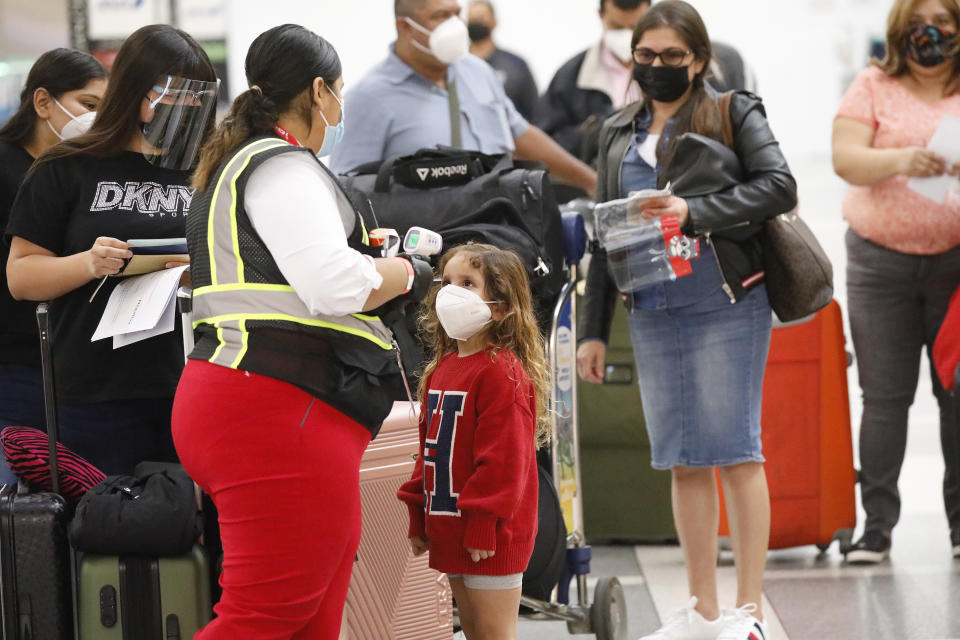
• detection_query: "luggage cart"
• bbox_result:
[516,207,628,640]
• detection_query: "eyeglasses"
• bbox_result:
[632,47,694,67]
[148,77,221,108]
[150,85,217,101]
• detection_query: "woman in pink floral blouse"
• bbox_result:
[833,0,960,564]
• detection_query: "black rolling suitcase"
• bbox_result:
[0,303,74,639]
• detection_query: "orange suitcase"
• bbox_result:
[340,402,453,639]
[718,300,857,552]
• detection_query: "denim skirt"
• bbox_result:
[628,284,772,470]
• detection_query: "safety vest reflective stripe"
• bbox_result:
[193,286,395,352]
[206,138,288,287]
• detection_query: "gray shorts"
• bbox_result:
[447,573,524,590]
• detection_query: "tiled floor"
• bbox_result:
[512,153,960,639]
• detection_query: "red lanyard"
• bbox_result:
[273,125,301,147]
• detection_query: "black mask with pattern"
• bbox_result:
[906,24,957,67]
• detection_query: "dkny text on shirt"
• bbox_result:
[90,181,192,216]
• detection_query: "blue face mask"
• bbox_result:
[316,85,344,158]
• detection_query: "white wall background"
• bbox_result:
[0,0,69,58]
[226,0,892,160]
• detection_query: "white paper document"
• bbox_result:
[91,265,189,349]
[907,115,960,204]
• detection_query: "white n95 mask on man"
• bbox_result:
[405,16,470,65]
[603,29,635,64]
[435,285,498,341]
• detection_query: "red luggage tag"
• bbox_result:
[659,215,698,278]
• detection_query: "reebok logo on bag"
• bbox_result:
[413,164,470,181]
[419,163,470,181]
[394,157,483,189]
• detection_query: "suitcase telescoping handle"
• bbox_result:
[177,286,194,365]
[36,303,61,495]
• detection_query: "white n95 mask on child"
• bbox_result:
[435,285,498,341]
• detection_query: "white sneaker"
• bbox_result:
[716,603,769,640]
[638,597,727,640]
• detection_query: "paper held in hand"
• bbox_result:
[91,265,189,349]
[907,115,960,204]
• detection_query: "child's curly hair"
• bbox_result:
[417,243,552,448]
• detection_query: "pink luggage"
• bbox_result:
[340,402,453,639]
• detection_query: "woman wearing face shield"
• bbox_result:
[833,0,960,564]
[172,24,433,639]
[0,48,107,484]
[5,25,218,475]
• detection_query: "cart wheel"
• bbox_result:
[816,543,831,553]
[590,577,628,640]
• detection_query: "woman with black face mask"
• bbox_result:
[577,2,796,639]
[833,0,960,566]
[5,25,218,476]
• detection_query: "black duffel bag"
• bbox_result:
[340,147,566,331]
[69,461,202,556]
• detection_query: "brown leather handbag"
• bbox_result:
[719,92,834,321]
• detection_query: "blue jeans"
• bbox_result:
[0,364,45,484]
[58,397,178,476]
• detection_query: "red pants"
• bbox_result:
[172,360,371,640]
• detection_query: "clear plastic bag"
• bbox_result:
[594,187,700,293]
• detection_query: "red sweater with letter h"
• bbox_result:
[397,348,539,576]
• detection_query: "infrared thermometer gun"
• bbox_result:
[402,227,443,257]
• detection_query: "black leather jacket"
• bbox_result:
[581,90,798,343]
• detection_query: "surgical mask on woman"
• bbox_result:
[47,98,96,140]
[317,85,344,158]
[435,285,499,341]
[632,64,691,103]
[405,16,470,65]
[906,23,958,67]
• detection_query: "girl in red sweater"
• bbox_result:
[397,243,551,640]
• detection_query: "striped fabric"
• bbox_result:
[1,426,106,502]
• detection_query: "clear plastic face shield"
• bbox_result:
[141,75,220,170]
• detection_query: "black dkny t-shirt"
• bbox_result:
[5,151,191,403]
[0,140,39,367]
